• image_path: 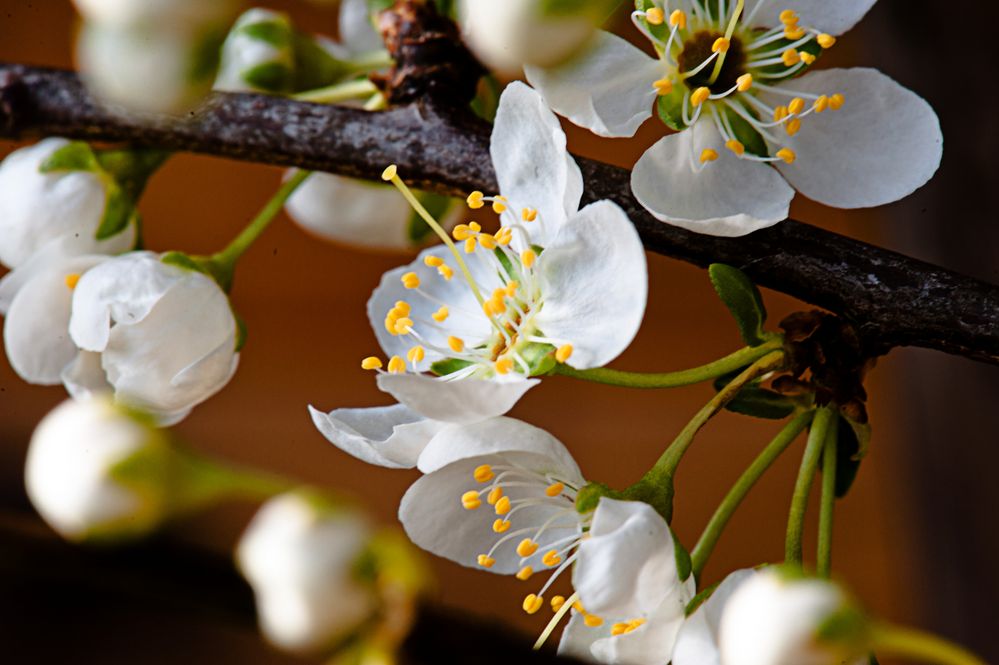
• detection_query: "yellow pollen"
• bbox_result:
[401,272,420,289]
[814,95,829,113]
[381,164,397,181]
[439,264,454,280]
[467,191,485,209]
[572,601,585,613]
[492,200,507,214]
[494,495,511,515]
[387,355,406,373]
[394,300,411,314]
[477,554,496,568]
[551,596,566,612]
[817,33,836,49]
[424,255,444,268]
[495,357,514,375]
[516,539,539,557]
[545,482,565,497]
[464,237,477,254]
[799,51,816,65]
[65,273,81,290]
[505,281,519,297]
[554,344,573,363]
[776,148,797,164]
[521,249,537,269]
[478,233,498,250]
[469,221,482,233]
[462,490,482,510]
[669,9,686,29]
[700,148,719,163]
[474,464,494,482]
[736,73,753,92]
[773,105,789,122]
[448,336,465,353]
[653,76,674,96]
[611,623,629,636]
[493,518,511,533]
[785,118,801,136]
[779,9,798,24]
[782,48,800,67]
[407,346,425,363]
[542,550,562,567]
[712,37,730,53]
[521,208,538,222]
[726,139,745,156]
[625,619,647,633]
[393,318,414,335]
[645,7,664,25]
[361,356,383,370]
[433,306,450,322]
[584,615,604,628]
[453,224,472,241]
[788,97,806,115]
[829,93,845,110]
[487,486,504,506]
[691,87,711,106]
[496,227,514,245]
[523,594,544,614]
[784,25,805,40]
[516,566,535,581]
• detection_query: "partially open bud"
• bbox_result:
[24,395,174,542]
[214,8,297,94]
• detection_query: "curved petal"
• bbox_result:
[574,498,686,618]
[632,122,794,236]
[590,588,692,665]
[673,569,756,665]
[376,372,539,424]
[0,239,108,315]
[558,611,604,662]
[745,0,877,36]
[534,201,647,369]
[61,350,111,399]
[766,68,943,209]
[525,30,660,138]
[308,404,445,469]
[491,82,583,245]
[338,0,383,55]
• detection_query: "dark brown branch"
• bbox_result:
[1,61,997,366]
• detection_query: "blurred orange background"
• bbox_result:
[1,1,997,663]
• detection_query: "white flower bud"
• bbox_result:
[0,138,134,269]
[72,0,235,30]
[719,569,863,665]
[25,395,172,542]
[458,0,599,74]
[66,251,239,426]
[214,8,296,94]
[237,492,377,653]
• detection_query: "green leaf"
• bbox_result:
[709,263,769,346]
[39,141,99,174]
[408,192,452,244]
[724,106,768,158]
[430,358,474,377]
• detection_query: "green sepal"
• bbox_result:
[408,192,452,244]
[709,263,770,347]
[634,0,672,45]
[830,413,871,498]
[724,106,769,158]
[161,251,209,274]
[366,0,394,13]
[673,533,693,582]
[816,606,870,646]
[656,86,689,131]
[685,579,722,616]
[522,342,557,377]
[292,34,351,91]
[243,62,295,92]
[574,481,624,514]
[471,75,502,122]
[39,141,100,173]
[234,310,249,352]
[240,20,293,48]
[430,358,474,377]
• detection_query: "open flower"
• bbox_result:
[356,81,646,424]
[525,0,942,236]
[0,138,134,269]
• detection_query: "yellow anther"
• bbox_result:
[477,554,496,568]
[516,566,535,581]
[361,356,383,370]
[464,237,477,254]
[542,550,562,567]
[776,148,797,164]
[669,9,686,29]
[494,495,511,515]
[490,198,507,214]
[521,249,537,269]
[645,7,664,25]
[495,357,514,375]
[736,73,753,92]
[817,33,836,49]
[493,519,511,533]
[496,227,514,245]
[381,164,397,181]
[433,306,450,322]
[483,299,503,317]
[779,9,798,24]
[773,105,789,122]
[516,539,539,557]
[653,76,674,96]
[424,255,444,268]
[521,208,538,222]
[385,318,397,335]
[584,615,605,628]
[611,623,629,636]
[467,191,485,209]
[814,95,829,113]
[788,97,806,115]
[691,87,711,106]
[461,490,482,510]
[799,51,816,65]
[624,619,647,633]
[439,264,454,280]
[572,601,585,613]
[545,481,565,497]
[782,48,800,67]
[523,594,544,614]
[726,139,746,156]
[478,233,498,250]
[453,224,472,241]
[401,272,420,289]
[785,118,801,136]
[469,221,482,233]
[505,281,519,297]
[784,25,806,40]
[394,300,411,314]
[393,318,414,335]
[474,464,494,482]
[712,37,730,53]
[387,355,406,374]
[551,596,566,612]
[407,346,425,363]
[448,336,465,353]
[700,148,719,163]
[487,486,504,506]
[829,93,845,110]
[65,273,81,290]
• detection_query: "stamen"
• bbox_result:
[781,48,800,67]
[361,356,383,370]
[474,464,495,482]
[517,539,539,557]
[691,87,711,106]
[467,191,485,209]
[493,519,511,533]
[401,272,420,289]
[521,249,537,269]
[712,37,730,53]
[545,482,566,497]
[521,208,538,222]
[448,336,465,352]
[584,615,605,628]
[817,34,836,48]
[550,596,566,612]
[65,273,81,289]
[788,97,806,115]
[407,345,425,364]
[388,356,406,374]
[669,9,687,29]
[779,9,798,24]
[726,139,745,156]
[645,7,664,25]
[477,554,495,568]
[433,306,450,322]
[542,550,562,567]
[517,566,535,581]
[523,594,544,614]
[535,591,580,650]
[462,490,482,510]
[653,76,674,96]
[737,73,753,92]
[555,345,573,364]
[700,148,719,163]
[829,93,845,110]
[776,148,797,164]
[785,118,801,136]
[495,357,514,375]
[494,495,512,515]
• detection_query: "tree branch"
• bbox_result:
[1,59,996,365]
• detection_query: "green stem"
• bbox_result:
[869,623,987,665]
[293,78,378,104]
[690,409,814,579]
[173,448,295,512]
[817,420,839,578]
[785,404,836,564]
[552,338,783,389]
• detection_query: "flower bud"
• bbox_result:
[25,395,173,542]
[214,8,296,94]
[72,0,235,29]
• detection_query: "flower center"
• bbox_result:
[678,30,746,93]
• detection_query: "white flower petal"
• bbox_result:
[632,121,794,236]
[338,0,383,55]
[525,30,661,138]
[766,68,943,210]
[590,595,690,665]
[558,611,604,663]
[308,403,445,469]
[61,350,112,399]
[673,569,756,665]
[574,498,686,619]
[491,82,583,245]
[745,0,877,36]
[534,200,647,369]
[376,372,539,424]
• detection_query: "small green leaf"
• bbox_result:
[430,358,474,377]
[39,141,99,174]
[709,263,769,346]
[686,579,722,616]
